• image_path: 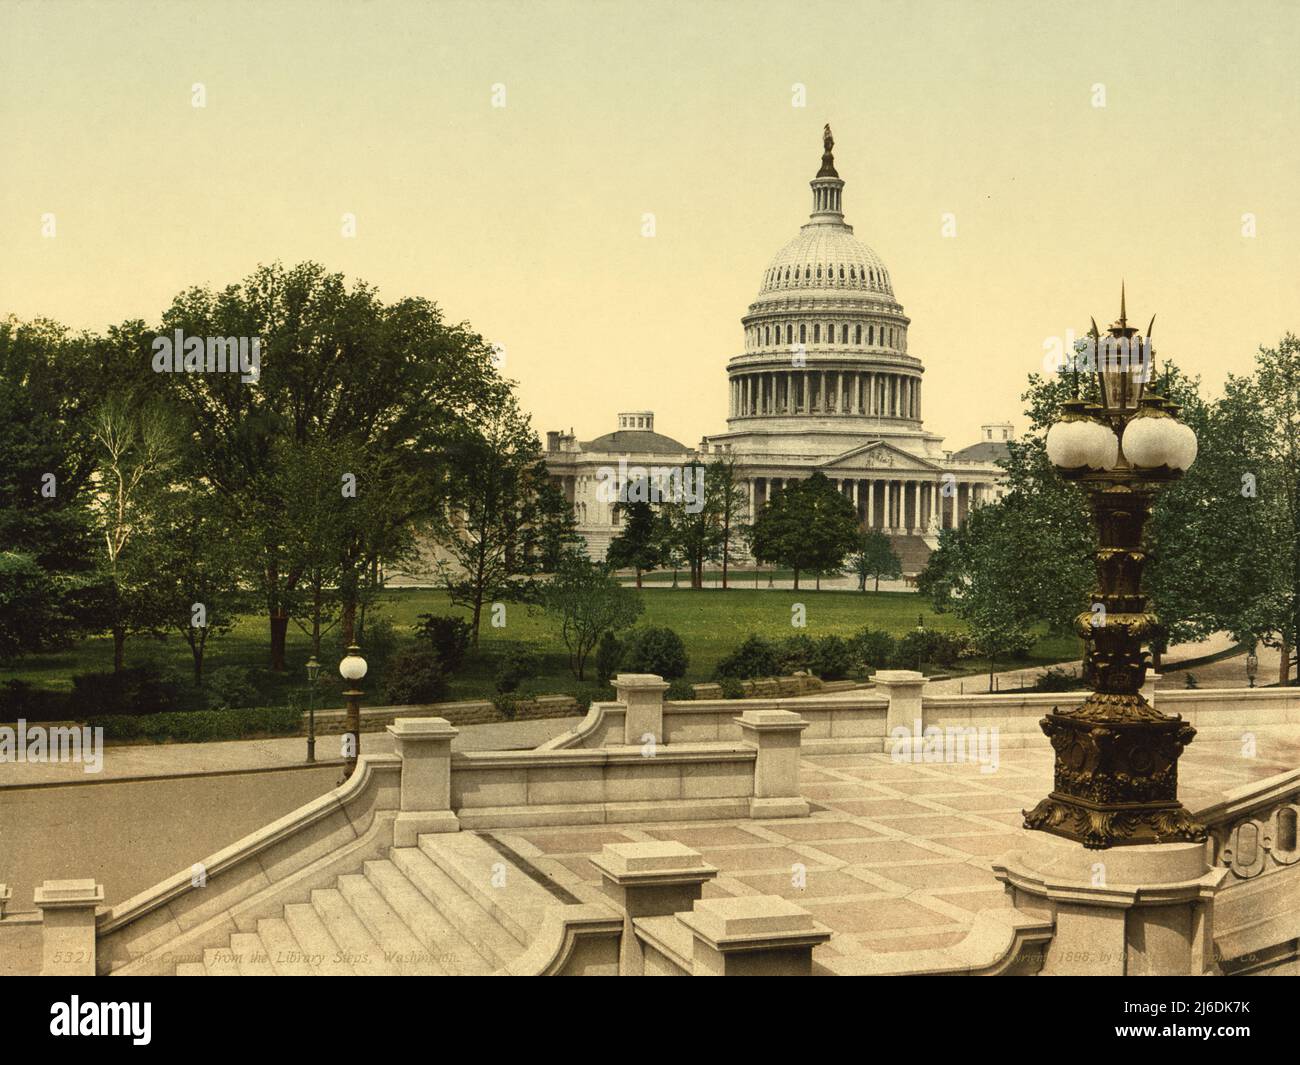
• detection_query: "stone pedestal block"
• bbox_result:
[387,717,460,845]
[34,879,103,976]
[592,841,719,975]
[679,895,831,976]
[871,669,926,737]
[993,829,1226,975]
[736,709,809,818]
[615,673,670,746]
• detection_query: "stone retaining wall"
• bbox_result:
[304,694,580,734]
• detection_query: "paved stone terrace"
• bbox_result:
[496,728,1300,966]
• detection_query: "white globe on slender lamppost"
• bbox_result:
[338,644,367,782]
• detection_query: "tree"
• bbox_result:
[440,397,575,644]
[749,473,859,589]
[922,504,1038,688]
[849,529,902,591]
[707,455,751,590]
[1240,335,1300,682]
[0,553,71,665]
[129,487,245,683]
[162,261,508,669]
[538,552,643,679]
[659,462,725,590]
[0,317,113,647]
[85,394,180,671]
[606,497,660,588]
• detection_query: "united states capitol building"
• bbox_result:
[546,127,1011,569]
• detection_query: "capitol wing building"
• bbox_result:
[548,128,1009,572]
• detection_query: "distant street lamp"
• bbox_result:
[305,655,320,763]
[1246,649,1259,689]
[338,644,368,782]
[1025,290,1206,849]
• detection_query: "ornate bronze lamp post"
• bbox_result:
[1023,291,1207,849]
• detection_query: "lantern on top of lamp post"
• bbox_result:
[1024,289,1207,849]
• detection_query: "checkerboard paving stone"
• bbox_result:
[493,727,1300,962]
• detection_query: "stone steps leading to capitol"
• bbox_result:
[170,833,549,976]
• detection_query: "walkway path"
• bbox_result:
[0,715,586,788]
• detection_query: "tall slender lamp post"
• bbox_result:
[338,644,367,782]
[305,655,320,764]
[1024,290,1206,849]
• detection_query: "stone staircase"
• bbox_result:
[887,533,933,575]
[170,832,566,976]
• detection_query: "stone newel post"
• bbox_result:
[591,841,719,976]
[34,879,103,976]
[871,669,926,737]
[736,709,809,817]
[615,673,670,746]
[387,717,460,845]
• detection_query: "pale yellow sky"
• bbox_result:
[2,0,1297,452]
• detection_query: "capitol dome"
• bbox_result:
[758,223,893,298]
[728,125,919,429]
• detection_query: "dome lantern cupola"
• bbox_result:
[809,123,846,223]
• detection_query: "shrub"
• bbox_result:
[718,677,746,699]
[413,614,473,673]
[620,626,688,680]
[776,634,816,674]
[810,635,853,680]
[715,635,780,680]
[665,678,695,701]
[88,705,302,743]
[495,647,539,694]
[492,690,526,720]
[203,666,260,710]
[358,614,400,670]
[70,664,187,718]
[594,631,623,686]
[1033,666,1085,692]
[850,627,896,673]
[383,649,449,705]
[0,680,70,722]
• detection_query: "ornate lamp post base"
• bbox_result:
[1023,696,1207,849]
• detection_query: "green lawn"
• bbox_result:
[1,587,1081,712]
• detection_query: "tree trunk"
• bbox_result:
[1282,637,1293,686]
[269,610,289,671]
[793,569,800,590]
[635,568,642,589]
[341,600,357,647]
[722,524,730,590]
[113,627,126,673]
[470,596,483,647]
[875,574,881,592]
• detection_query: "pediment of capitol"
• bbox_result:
[817,440,945,475]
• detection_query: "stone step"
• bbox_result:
[230,932,277,976]
[336,873,441,977]
[310,888,398,977]
[367,855,493,975]
[418,832,559,943]
[283,903,352,976]
[256,917,317,976]
[175,962,207,976]
[358,860,456,975]
[392,845,524,971]
[202,946,241,976]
